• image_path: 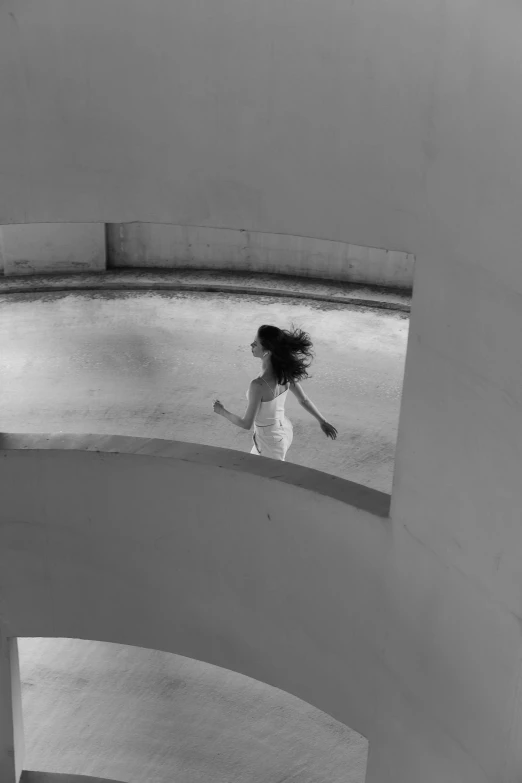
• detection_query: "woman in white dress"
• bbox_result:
[213,324,337,460]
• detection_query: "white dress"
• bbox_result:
[248,378,294,461]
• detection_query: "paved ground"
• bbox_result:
[0,275,409,493]
[4,273,410,782]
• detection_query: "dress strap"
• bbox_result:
[260,376,277,398]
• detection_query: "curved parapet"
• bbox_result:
[105,224,414,290]
[0,433,390,745]
[0,0,426,251]
[1,433,518,783]
[0,432,390,516]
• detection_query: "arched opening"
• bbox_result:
[19,637,369,783]
[0,276,408,494]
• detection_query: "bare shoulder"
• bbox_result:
[249,378,264,396]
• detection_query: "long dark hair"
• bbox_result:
[258,324,314,385]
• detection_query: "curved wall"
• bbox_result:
[0,0,435,252]
[0,435,389,741]
[3,2,522,781]
[0,222,414,288]
[106,223,415,289]
[1,434,521,783]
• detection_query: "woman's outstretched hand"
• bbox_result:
[213,399,225,415]
[320,420,338,439]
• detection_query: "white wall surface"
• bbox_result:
[0,433,520,783]
[0,224,105,276]
[107,224,415,289]
[2,1,522,781]
[388,3,522,780]
[391,0,522,612]
[0,0,436,251]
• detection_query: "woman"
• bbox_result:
[213,324,337,461]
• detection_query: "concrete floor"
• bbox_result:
[4,284,408,782]
[0,287,408,493]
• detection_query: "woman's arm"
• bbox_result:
[289,381,338,439]
[213,380,263,430]
[289,381,325,422]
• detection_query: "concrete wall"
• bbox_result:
[106,224,414,289]
[2,1,522,781]
[0,221,413,287]
[0,0,440,252]
[385,3,522,778]
[0,225,105,277]
[0,432,520,783]
[0,221,414,288]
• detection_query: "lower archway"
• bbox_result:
[19,637,369,783]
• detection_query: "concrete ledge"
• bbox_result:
[0,269,411,313]
[0,432,391,518]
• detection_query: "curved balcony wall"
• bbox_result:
[1,434,521,783]
[0,434,389,743]
[0,0,429,269]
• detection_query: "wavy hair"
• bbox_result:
[257,324,314,385]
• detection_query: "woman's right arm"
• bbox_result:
[289,382,338,439]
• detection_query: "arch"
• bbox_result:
[0,433,390,747]
[19,636,369,782]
